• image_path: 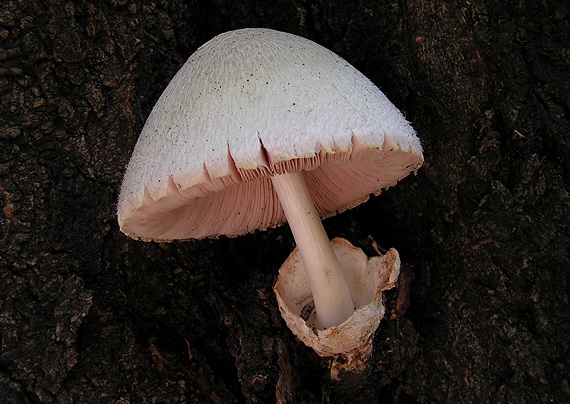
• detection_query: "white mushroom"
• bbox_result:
[117,28,423,365]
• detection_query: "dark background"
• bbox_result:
[1,1,568,403]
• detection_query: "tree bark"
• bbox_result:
[1,0,568,403]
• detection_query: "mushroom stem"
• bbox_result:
[271,171,354,329]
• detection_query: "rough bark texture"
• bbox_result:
[1,1,568,403]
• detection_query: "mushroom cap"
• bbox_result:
[117,28,423,241]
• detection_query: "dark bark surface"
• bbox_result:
[1,1,568,403]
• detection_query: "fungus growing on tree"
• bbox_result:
[117,28,423,376]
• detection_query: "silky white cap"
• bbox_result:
[117,28,423,241]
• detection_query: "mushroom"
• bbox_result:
[117,28,423,371]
